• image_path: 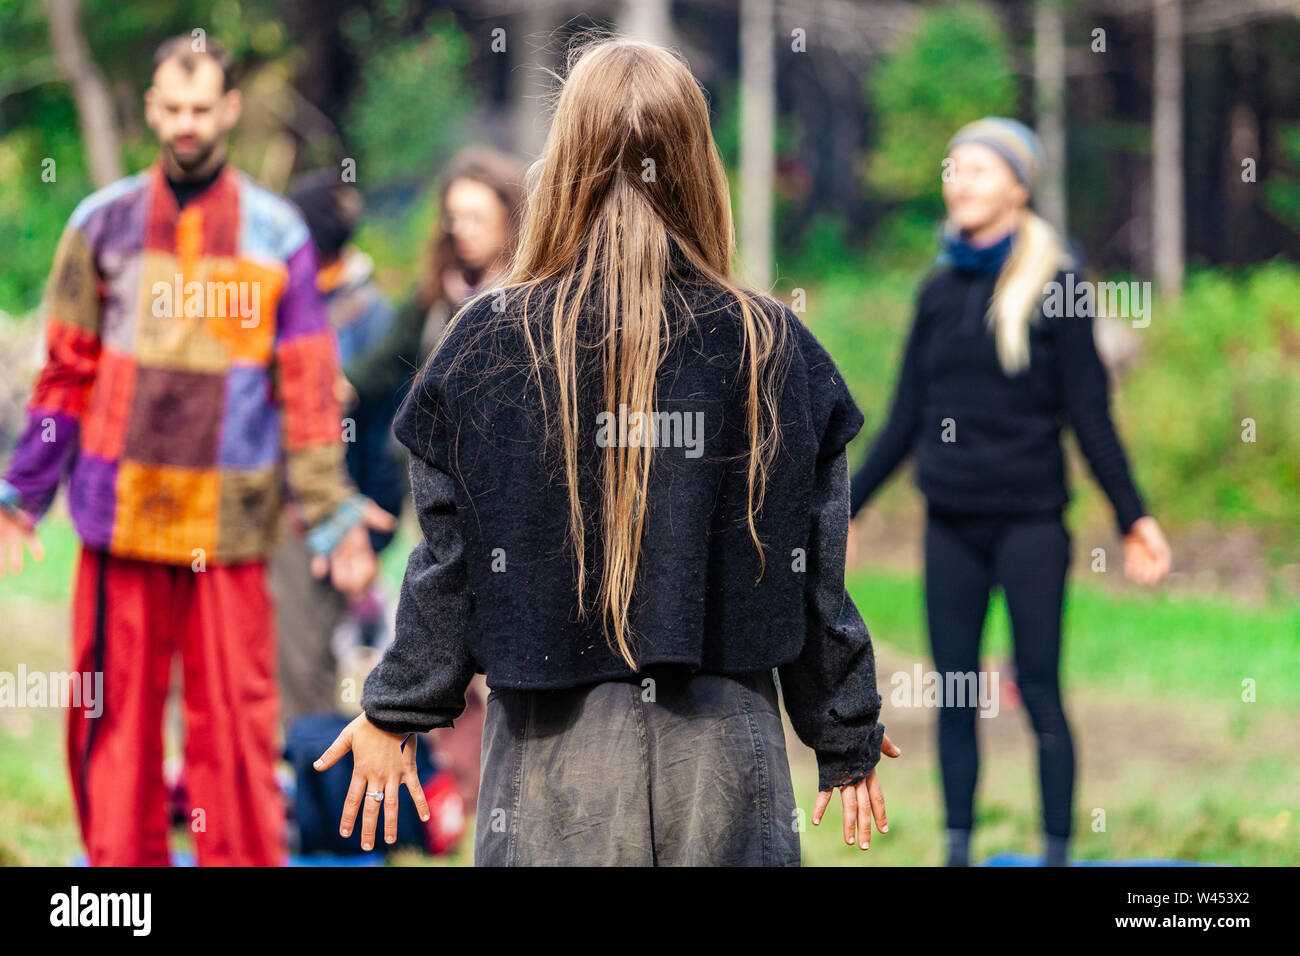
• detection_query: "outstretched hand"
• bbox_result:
[0,508,43,578]
[813,732,902,850]
[314,713,430,851]
[1123,515,1172,586]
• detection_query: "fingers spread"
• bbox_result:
[360,779,382,851]
[314,729,353,771]
[868,772,888,834]
[405,771,430,823]
[840,785,857,847]
[383,776,401,845]
[812,789,831,825]
[339,771,365,839]
[856,780,873,849]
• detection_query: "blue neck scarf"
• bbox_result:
[937,228,1015,275]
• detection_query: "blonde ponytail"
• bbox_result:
[987,209,1072,374]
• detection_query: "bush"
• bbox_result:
[343,15,476,189]
[1122,260,1300,537]
[865,2,1017,202]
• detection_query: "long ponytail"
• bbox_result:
[987,208,1071,374]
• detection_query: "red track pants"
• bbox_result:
[67,547,287,866]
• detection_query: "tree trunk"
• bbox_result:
[1033,0,1068,234]
[45,0,123,188]
[1224,29,1261,262]
[510,2,555,160]
[739,0,775,289]
[1152,0,1184,297]
[619,0,673,46]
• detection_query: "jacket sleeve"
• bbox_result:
[849,292,927,518]
[360,454,479,733]
[778,445,887,792]
[0,220,102,524]
[1054,272,1147,536]
[272,232,362,552]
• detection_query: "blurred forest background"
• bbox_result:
[2,0,1298,573]
[0,0,1298,866]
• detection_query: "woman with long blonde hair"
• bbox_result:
[314,37,898,866]
[849,117,1172,865]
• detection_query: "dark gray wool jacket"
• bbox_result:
[360,277,887,791]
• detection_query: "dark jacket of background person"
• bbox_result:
[289,172,404,552]
[324,249,404,551]
[273,175,404,732]
[359,280,889,792]
[340,288,473,538]
[850,265,1146,536]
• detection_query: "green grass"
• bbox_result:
[2,516,1295,866]
[846,565,1300,706]
[0,701,80,866]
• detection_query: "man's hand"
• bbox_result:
[335,375,360,413]
[813,732,902,850]
[310,500,397,597]
[0,508,43,578]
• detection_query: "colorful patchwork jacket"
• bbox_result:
[0,160,359,565]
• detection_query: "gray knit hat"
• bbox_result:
[946,117,1045,193]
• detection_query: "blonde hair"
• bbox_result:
[435,37,788,670]
[985,208,1071,374]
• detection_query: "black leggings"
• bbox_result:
[924,504,1075,838]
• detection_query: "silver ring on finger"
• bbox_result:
[366,789,385,802]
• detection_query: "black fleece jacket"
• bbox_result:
[850,266,1147,535]
[361,281,887,791]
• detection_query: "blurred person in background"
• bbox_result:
[0,36,391,865]
[346,146,525,410]
[272,170,467,857]
[272,170,403,731]
[343,145,526,818]
[848,117,1172,866]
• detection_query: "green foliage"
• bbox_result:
[862,209,943,273]
[711,81,800,171]
[864,1,1017,201]
[784,215,856,279]
[1121,260,1300,536]
[1262,123,1300,233]
[0,124,91,312]
[350,182,440,298]
[343,14,475,188]
[711,82,741,170]
[799,265,924,444]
